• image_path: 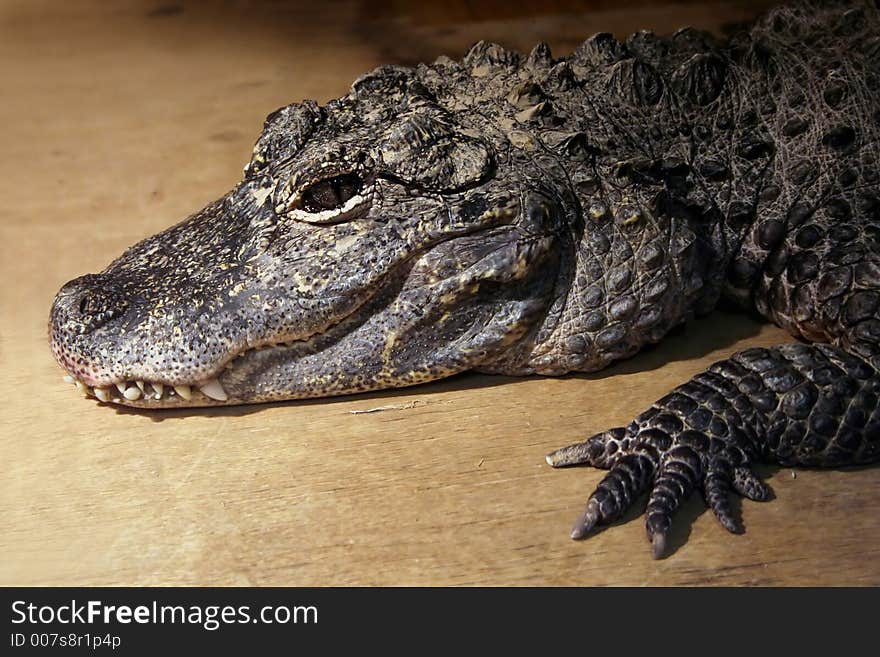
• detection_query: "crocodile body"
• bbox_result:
[49,0,880,557]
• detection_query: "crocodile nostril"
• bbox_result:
[60,275,129,331]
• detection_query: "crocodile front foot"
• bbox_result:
[547,424,773,559]
[549,344,880,558]
[546,348,802,558]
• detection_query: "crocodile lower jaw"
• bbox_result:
[57,341,277,406]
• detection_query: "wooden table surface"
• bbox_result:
[2,0,878,586]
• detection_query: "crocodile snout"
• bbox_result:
[48,273,133,386]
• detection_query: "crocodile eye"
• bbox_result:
[301,173,363,213]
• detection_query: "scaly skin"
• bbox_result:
[49,0,880,557]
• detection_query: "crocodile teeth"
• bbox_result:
[62,373,231,405]
[123,386,142,401]
[199,379,228,401]
[174,385,192,401]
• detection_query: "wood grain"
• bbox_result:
[1,0,877,586]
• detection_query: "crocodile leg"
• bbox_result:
[549,343,880,557]
[550,190,880,558]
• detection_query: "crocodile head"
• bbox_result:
[49,62,566,407]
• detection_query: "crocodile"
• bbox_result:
[49,0,880,558]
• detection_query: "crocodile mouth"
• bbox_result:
[58,341,268,406]
[56,334,336,407]
[53,248,406,408]
[62,373,219,404]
